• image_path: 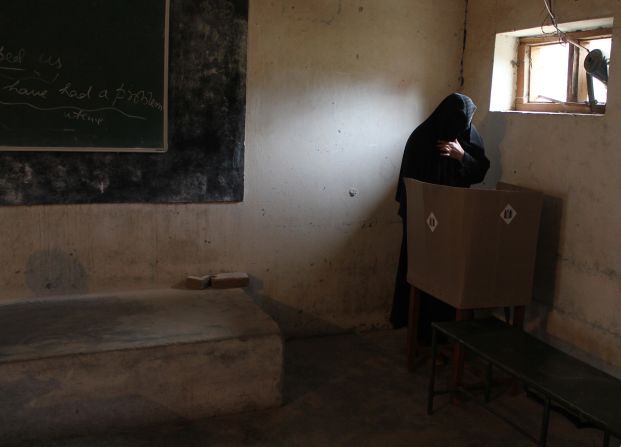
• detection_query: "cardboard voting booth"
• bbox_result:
[405,179,543,310]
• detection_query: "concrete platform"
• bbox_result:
[6,330,607,447]
[0,289,283,443]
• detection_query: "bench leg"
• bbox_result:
[484,362,493,403]
[407,287,421,371]
[540,396,551,447]
[504,306,511,323]
[427,327,438,415]
[451,309,473,402]
[603,431,610,447]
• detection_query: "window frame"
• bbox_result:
[516,28,612,114]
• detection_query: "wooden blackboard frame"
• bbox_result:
[0,0,170,153]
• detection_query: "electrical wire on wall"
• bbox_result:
[541,0,562,37]
[540,0,590,51]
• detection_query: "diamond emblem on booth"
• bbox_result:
[427,212,438,232]
[501,204,517,225]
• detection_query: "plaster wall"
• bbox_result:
[0,0,466,335]
[463,0,621,369]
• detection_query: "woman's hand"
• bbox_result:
[436,139,465,161]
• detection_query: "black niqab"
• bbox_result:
[391,93,490,333]
[395,93,489,217]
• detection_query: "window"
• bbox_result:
[516,29,611,114]
[490,18,614,115]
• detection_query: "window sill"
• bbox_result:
[491,109,605,117]
[515,102,605,114]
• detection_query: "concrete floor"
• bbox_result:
[11,330,607,447]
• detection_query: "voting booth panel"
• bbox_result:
[405,179,543,309]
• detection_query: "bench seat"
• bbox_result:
[428,318,621,446]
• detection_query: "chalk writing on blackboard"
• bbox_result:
[0,0,169,152]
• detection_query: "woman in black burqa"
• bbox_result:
[391,93,490,343]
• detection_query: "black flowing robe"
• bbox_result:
[391,93,490,341]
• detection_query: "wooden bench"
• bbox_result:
[407,287,526,371]
[427,318,621,447]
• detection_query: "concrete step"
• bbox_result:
[0,289,283,443]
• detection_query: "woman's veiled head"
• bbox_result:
[430,93,477,140]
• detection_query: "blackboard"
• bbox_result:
[0,0,247,204]
[0,0,169,152]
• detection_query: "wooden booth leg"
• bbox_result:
[512,305,526,329]
[407,287,422,371]
[509,305,527,395]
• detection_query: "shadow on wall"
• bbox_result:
[244,276,349,338]
[25,249,89,297]
[243,188,402,338]
[527,192,565,336]
[532,193,564,307]
[477,112,507,187]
